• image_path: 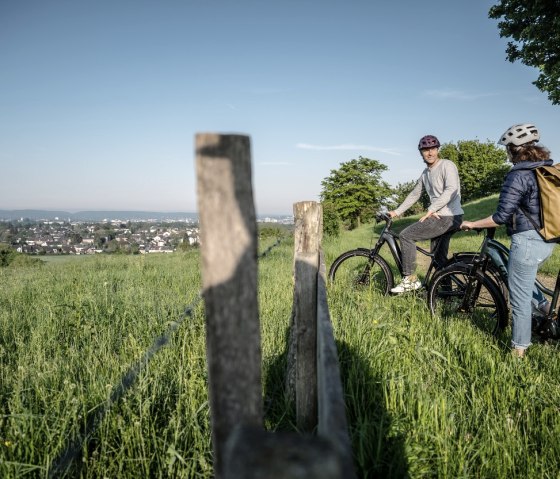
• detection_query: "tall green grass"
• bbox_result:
[0,244,294,478]
[324,197,560,477]
[0,252,210,477]
[2,202,560,478]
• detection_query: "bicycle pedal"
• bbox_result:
[536,317,559,340]
[531,313,546,332]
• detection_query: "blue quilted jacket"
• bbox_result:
[492,159,554,236]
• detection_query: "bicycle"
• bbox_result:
[328,211,483,295]
[427,227,560,338]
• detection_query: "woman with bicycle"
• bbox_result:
[461,123,556,358]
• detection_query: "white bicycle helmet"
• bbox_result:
[498,123,540,146]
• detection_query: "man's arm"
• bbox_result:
[390,177,423,217]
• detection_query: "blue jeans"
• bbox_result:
[508,230,555,349]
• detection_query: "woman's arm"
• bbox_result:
[461,215,499,231]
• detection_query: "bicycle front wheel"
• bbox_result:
[428,263,508,336]
[328,249,394,295]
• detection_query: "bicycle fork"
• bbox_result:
[458,257,487,313]
[350,237,386,286]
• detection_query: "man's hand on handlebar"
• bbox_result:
[375,210,392,222]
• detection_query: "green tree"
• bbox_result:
[0,222,17,244]
[0,243,16,266]
[321,201,341,237]
[259,226,284,239]
[388,180,430,216]
[0,243,42,267]
[320,156,391,229]
[440,140,509,203]
[69,232,83,244]
[489,0,560,104]
[105,239,121,253]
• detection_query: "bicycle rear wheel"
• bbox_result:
[428,263,508,336]
[329,249,394,295]
[445,253,508,302]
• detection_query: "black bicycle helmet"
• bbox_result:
[418,135,440,150]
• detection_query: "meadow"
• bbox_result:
[1,197,560,478]
[324,196,560,477]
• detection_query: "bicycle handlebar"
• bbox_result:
[375,211,392,223]
[460,226,497,239]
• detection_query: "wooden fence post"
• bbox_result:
[195,133,263,478]
[287,201,322,431]
[316,252,357,477]
[224,426,343,479]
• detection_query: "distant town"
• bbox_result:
[0,211,294,255]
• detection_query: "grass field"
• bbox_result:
[324,196,560,478]
[0,242,296,478]
[1,199,560,478]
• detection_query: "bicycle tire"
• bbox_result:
[427,263,508,336]
[329,249,394,295]
[445,253,508,302]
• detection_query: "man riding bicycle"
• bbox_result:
[389,135,464,293]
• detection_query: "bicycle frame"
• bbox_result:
[370,214,442,283]
[477,228,554,297]
[465,228,559,325]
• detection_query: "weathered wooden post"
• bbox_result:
[195,133,263,478]
[287,201,322,431]
[316,252,357,477]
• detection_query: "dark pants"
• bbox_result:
[399,215,463,276]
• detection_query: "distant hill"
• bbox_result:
[0,209,199,222]
[0,209,293,223]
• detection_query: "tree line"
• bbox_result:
[320,139,509,236]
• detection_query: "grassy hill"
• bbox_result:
[1,199,559,477]
[323,195,560,476]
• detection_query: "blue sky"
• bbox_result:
[1,0,558,216]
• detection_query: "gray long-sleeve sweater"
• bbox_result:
[394,159,464,217]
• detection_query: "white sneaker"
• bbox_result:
[391,276,422,294]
